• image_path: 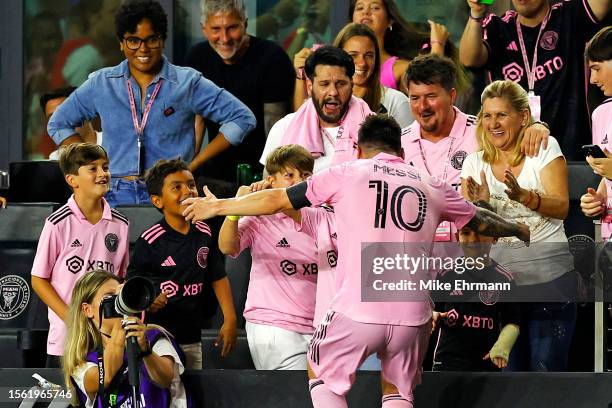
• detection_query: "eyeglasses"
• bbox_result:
[123,35,162,50]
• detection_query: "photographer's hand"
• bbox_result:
[123,317,149,352]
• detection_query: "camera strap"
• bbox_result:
[97,345,107,408]
[96,307,114,407]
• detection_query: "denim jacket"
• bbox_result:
[48,56,256,177]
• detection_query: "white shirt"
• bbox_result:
[381,86,412,128]
[460,136,573,285]
[261,112,339,173]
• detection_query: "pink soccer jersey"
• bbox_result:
[297,206,339,327]
[235,212,318,334]
[401,108,479,241]
[31,196,129,355]
[302,153,476,326]
[593,99,612,239]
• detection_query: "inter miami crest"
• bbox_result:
[451,150,467,170]
[105,233,119,252]
[0,275,30,320]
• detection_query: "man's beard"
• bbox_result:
[312,96,350,124]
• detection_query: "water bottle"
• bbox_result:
[236,163,253,186]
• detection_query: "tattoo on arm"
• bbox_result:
[465,206,521,238]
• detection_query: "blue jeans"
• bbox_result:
[105,178,150,207]
[506,272,577,371]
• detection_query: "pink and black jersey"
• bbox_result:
[297,206,339,327]
[592,98,612,239]
[31,195,129,355]
[127,218,226,344]
[287,153,477,326]
[482,0,604,159]
[432,261,519,371]
[235,212,318,334]
[402,107,479,242]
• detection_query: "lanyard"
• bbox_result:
[126,79,163,138]
[417,136,456,182]
[515,9,551,92]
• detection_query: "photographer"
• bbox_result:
[63,270,188,408]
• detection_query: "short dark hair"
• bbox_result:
[265,145,315,176]
[145,159,190,197]
[357,114,402,155]
[304,45,355,80]
[585,26,612,62]
[404,54,456,92]
[58,143,108,176]
[115,0,168,41]
[40,87,77,112]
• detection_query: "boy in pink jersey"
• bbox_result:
[183,114,529,408]
[580,27,612,240]
[31,143,129,368]
[219,145,320,370]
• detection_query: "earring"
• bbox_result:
[388,25,393,31]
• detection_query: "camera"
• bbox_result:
[101,276,156,318]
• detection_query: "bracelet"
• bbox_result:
[532,120,550,130]
[226,215,241,221]
[523,190,534,207]
[469,13,485,22]
[296,67,305,81]
[533,192,542,212]
[430,40,446,47]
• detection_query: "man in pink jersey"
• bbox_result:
[183,114,529,407]
[402,54,549,242]
[579,27,612,239]
[31,143,129,368]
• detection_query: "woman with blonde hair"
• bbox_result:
[460,80,577,371]
[63,270,188,407]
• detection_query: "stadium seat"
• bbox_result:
[0,203,58,367]
[201,329,254,369]
[114,204,162,245]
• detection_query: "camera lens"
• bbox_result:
[115,277,156,315]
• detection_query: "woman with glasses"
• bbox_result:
[47,0,256,207]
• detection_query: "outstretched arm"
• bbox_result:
[183,186,295,222]
[464,203,530,242]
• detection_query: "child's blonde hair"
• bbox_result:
[265,144,314,176]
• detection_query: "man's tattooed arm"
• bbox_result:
[464,201,530,243]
